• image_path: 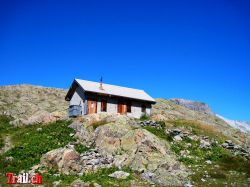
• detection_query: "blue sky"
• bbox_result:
[0,0,249,121]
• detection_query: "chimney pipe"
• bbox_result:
[99,77,104,90]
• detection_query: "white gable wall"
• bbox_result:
[70,87,85,114]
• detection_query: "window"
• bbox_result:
[101,99,107,112]
[141,105,146,113]
[127,101,131,113]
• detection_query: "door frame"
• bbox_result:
[87,98,97,114]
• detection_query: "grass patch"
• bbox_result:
[140,114,150,121]
[167,119,226,142]
[0,137,4,149]
[0,120,74,175]
[170,136,231,166]
[0,115,14,134]
[143,121,173,142]
[75,144,90,154]
[41,168,78,186]
[80,167,133,187]
[143,126,173,142]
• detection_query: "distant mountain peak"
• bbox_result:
[216,114,250,133]
[170,98,214,115]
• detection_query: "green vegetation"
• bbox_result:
[0,115,14,149]
[0,115,14,134]
[0,137,4,149]
[170,137,230,165]
[80,167,133,187]
[143,126,173,142]
[140,114,150,121]
[41,168,78,186]
[75,144,90,154]
[143,121,173,141]
[0,119,74,176]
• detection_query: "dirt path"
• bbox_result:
[0,136,13,154]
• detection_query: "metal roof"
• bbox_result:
[73,79,156,103]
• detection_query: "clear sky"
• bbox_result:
[0,0,249,121]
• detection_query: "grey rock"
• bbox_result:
[53,180,61,187]
[36,128,43,132]
[225,140,233,144]
[174,135,182,141]
[201,178,206,182]
[170,129,182,136]
[108,171,130,179]
[142,172,155,180]
[86,159,100,165]
[199,139,211,149]
[205,160,212,165]
[184,183,193,187]
[93,183,102,187]
[71,179,89,187]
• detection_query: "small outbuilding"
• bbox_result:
[65,79,156,118]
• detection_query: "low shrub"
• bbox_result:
[75,144,90,154]
[140,114,150,121]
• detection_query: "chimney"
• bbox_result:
[99,77,104,90]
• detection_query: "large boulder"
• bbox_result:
[41,147,81,174]
[94,117,189,186]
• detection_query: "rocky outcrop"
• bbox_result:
[41,146,81,174]
[167,128,250,160]
[69,121,95,147]
[170,98,213,115]
[93,116,189,186]
[40,145,114,175]
[38,114,190,186]
[221,140,250,159]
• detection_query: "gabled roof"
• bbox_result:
[65,79,156,103]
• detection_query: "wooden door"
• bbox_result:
[101,99,107,112]
[118,101,127,114]
[87,99,97,114]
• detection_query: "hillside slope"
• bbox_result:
[152,99,250,146]
[0,84,68,125]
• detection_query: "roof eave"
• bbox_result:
[65,79,79,101]
[84,90,156,104]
